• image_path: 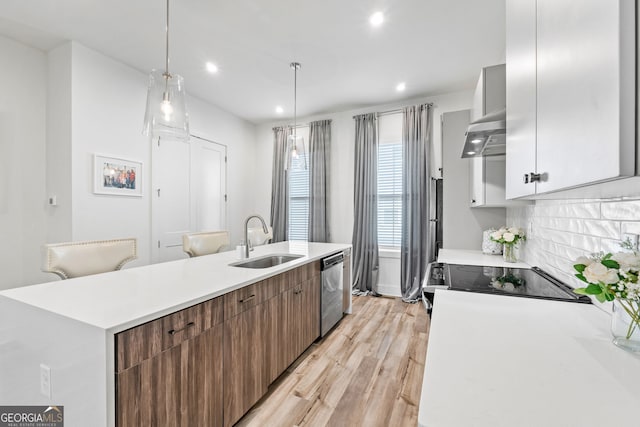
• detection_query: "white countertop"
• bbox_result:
[419,290,640,427]
[0,241,350,333]
[438,248,530,269]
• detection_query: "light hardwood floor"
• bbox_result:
[236,295,431,427]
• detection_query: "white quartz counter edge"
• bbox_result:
[438,248,530,269]
[418,290,640,427]
[0,241,350,333]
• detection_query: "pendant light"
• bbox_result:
[287,62,307,170]
[143,0,189,140]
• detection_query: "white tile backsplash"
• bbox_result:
[601,200,640,220]
[507,197,640,292]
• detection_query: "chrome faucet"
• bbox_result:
[244,214,269,258]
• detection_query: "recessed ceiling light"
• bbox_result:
[466,151,476,155]
[206,62,218,74]
[396,82,406,92]
[370,11,384,27]
[275,106,284,114]
[471,138,483,144]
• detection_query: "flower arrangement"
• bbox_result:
[573,250,640,349]
[490,226,526,263]
[489,227,526,246]
[490,273,525,292]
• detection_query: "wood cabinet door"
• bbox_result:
[343,253,351,313]
[263,293,285,384]
[223,304,266,427]
[116,326,223,427]
[300,276,321,350]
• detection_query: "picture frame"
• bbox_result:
[93,154,143,197]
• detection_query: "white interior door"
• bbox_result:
[191,136,227,232]
[151,135,227,263]
[152,136,193,263]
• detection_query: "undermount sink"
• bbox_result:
[230,253,304,269]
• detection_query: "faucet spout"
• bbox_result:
[244,214,269,258]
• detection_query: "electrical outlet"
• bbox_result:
[40,364,51,398]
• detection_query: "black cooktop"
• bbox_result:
[445,264,592,304]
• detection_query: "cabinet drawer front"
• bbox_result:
[116,297,223,372]
[224,281,266,318]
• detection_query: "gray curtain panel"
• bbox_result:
[400,104,433,302]
[352,113,379,295]
[308,119,331,242]
[270,126,290,243]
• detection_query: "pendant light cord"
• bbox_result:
[291,62,301,138]
[165,0,170,77]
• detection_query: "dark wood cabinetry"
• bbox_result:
[115,298,224,427]
[116,258,328,427]
[343,252,351,312]
[223,303,266,426]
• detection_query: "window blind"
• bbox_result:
[378,142,403,247]
[288,153,309,241]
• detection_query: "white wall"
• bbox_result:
[46,43,72,245]
[0,35,50,290]
[442,110,506,250]
[254,90,475,296]
[65,42,258,265]
[69,43,152,266]
[0,39,257,290]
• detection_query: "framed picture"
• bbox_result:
[93,154,143,197]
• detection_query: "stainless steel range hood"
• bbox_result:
[461,108,506,158]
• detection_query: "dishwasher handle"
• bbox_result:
[322,252,344,270]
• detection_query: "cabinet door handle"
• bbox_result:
[168,321,195,335]
[239,294,256,303]
[524,172,541,184]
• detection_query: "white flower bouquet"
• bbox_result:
[573,251,640,349]
[489,227,526,246]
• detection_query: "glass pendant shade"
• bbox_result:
[143,69,189,140]
[286,133,307,170]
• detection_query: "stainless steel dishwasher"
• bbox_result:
[320,252,344,337]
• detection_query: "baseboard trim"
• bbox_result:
[377,283,401,297]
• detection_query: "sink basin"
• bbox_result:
[230,253,304,269]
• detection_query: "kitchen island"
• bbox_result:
[418,290,640,426]
[0,241,350,426]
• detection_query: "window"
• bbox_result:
[377,114,403,248]
[288,127,310,240]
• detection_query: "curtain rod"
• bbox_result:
[274,119,332,131]
[352,102,434,119]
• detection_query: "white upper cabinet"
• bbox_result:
[506,0,636,198]
[505,0,537,199]
[470,64,527,207]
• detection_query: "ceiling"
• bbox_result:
[0,0,506,124]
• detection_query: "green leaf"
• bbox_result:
[601,259,620,269]
[604,293,616,302]
[584,284,603,295]
[574,264,586,273]
[575,273,588,283]
[595,293,607,303]
[573,288,589,295]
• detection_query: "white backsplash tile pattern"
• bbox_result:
[507,197,640,292]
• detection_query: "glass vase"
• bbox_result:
[611,299,640,352]
[502,244,517,263]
